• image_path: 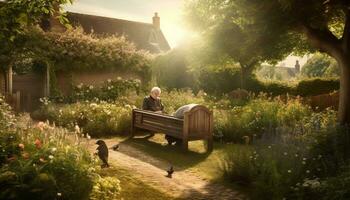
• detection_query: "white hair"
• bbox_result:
[151,87,161,94]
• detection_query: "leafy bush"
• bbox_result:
[0,120,121,200]
[90,176,121,200]
[32,101,133,137]
[198,67,242,96]
[62,78,141,103]
[152,48,196,90]
[301,53,339,78]
[219,107,350,200]
[294,78,339,97]
[217,95,313,142]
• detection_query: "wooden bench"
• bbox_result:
[131,105,213,151]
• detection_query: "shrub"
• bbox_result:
[90,176,121,200]
[152,48,196,90]
[0,119,121,200]
[32,101,133,137]
[294,78,339,97]
[218,95,313,142]
[198,67,242,96]
[219,107,350,200]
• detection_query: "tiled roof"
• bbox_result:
[66,12,171,53]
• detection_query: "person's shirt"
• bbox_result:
[142,95,164,112]
[173,104,198,119]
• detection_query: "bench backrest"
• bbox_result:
[132,105,213,139]
[132,109,183,136]
[184,105,213,139]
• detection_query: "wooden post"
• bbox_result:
[0,71,4,94]
[45,64,50,97]
[182,113,189,151]
[15,91,20,112]
[207,111,214,152]
[7,65,13,94]
[130,109,135,138]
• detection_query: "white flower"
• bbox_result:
[117,76,122,80]
[306,170,310,173]
[49,155,54,160]
[75,125,80,133]
[57,193,62,196]
[51,147,57,152]
[284,152,288,156]
[89,85,94,90]
[288,170,292,173]
[107,79,112,83]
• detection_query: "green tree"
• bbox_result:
[0,0,72,42]
[185,0,350,124]
[0,0,72,72]
[302,53,339,78]
[152,48,195,89]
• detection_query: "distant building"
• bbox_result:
[256,60,301,80]
[42,12,171,54]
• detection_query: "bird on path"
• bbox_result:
[111,144,119,151]
[95,140,109,168]
[166,166,174,178]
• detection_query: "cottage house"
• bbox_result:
[1,6,171,111]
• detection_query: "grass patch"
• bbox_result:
[98,166,178,200]
[116,134,251,182]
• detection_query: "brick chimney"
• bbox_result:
[152,12,160,30]
[295,60,300,73]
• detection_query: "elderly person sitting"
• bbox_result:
[142,87,164,113]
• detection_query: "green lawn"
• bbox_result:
[116,133,251,184]
[98,166,178,200]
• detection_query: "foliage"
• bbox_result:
[31,100,134,137]
[1,27,152,87]
[185,0,350,124]
[295,78,339,97]
[216,95,314,142]
[302,53,340,78]
[0,0,71,43]
[197,66,242,96]
[0,95,121,199]
[158,89,208,114]
[0,96,16,130]
[220,108,347,199]
[0,125,118,199]
[257,78,339,97]
[152,48,196,90]
[63,78,141,103]
[90,176,121,200]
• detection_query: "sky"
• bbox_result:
[64,0,192,48]
[64,0,307,67]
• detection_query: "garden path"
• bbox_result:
[89,139,246,200]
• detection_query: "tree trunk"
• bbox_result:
[240,64,255,90]
[338,53,350,125]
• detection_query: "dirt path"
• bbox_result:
[90,139,246,200]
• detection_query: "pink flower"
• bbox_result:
[22,152,30,159]
[18,143,25,150]
[35,139,42,149]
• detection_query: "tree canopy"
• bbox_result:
[302,53,339,78]
[185,0,350,124]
